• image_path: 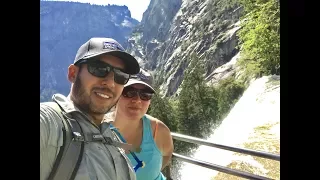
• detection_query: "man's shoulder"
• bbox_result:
[41,101,57,108]
[40,101,65,150]
[40,101,65,133]
[40,102,61,117]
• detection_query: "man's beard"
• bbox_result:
[72,75,116,115]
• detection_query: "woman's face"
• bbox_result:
[116,83,153,119]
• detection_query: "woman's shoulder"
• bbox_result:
[144,114,173,155]
[144,114,171,135]
[145,114,159,122]
[145,114,161,127]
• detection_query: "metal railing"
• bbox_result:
[168,132,280,180]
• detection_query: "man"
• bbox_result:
[40,37,140,180]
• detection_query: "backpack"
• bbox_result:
[45,102,84,180]
[44,101,143,180]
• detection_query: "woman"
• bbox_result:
[110,69,174,180]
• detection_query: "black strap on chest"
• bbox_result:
[45,102,84,180]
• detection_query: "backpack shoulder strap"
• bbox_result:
[45,102,85,180]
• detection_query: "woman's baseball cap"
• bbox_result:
[124,68,155,93]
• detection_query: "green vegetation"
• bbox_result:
[237,0,280,80]
[148,53,245,172]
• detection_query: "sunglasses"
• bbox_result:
[77,59,130,85]
[122,87,153,101]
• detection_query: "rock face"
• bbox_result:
[40,1,139,101]
[40,0,245,100]
[126,0,244,97]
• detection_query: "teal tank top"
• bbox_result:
[127,115,166,180]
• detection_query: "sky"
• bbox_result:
[48,0,151,21]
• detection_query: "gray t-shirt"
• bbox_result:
[40,94,136,180]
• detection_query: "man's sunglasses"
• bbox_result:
[77,59,130,85]
[122,87,153,101]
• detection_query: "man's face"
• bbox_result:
[69,54,126,116]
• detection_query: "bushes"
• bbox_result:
[237,0,280,78]
[216,76,245,118]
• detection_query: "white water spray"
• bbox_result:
[178,76,280,180]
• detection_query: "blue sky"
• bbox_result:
[48,0,151,21]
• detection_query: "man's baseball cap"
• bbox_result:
[73,37,140,74]
[124,68,155,93]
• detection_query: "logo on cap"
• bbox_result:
[103,42,124,51]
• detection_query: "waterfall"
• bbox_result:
[177,75,280,180]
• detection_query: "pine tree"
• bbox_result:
[175,54,219,154]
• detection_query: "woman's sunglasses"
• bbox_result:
[122,87,153,101]
[77,59,130,85]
